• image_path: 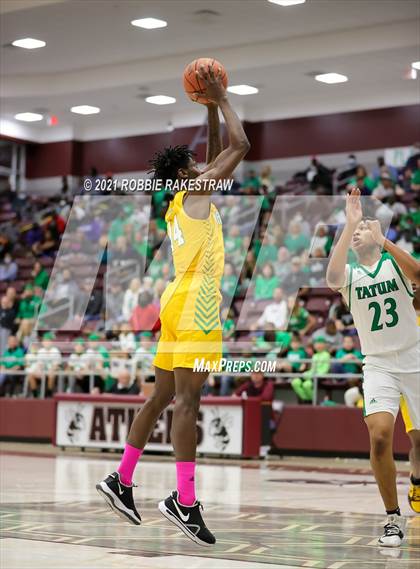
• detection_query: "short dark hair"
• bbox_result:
[149,145,195,184]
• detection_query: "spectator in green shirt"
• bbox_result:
[284,221,310,255]
[242,169,261,190]
[254,263,279,300]
[410,157,420,191]
[221,262,237,300]
[411,237,420,261]
[224,225,243,256]
[148,249,164,281]
[0,335,25,396]
[287,296,316,337]
[348,165,377,194]
[291,336,331,402]
[257,233,278,264]
[333,336,363,375]
[16,284,42,343]
[31,261,49,290]
[278,333,308,374]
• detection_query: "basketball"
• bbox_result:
[183,58,228,104]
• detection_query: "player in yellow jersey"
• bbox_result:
[97,64,250,546]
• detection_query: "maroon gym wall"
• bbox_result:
[0,399,410,457]
[0,399,55,441]
[22,104,420,179]
[272,406,411,455]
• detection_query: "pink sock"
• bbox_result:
[118,444,143,485]
[176,461,196,506]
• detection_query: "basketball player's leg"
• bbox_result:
[126,367,175,449]
[96,367,175,525]
[408,430,420,478]
[407,430,420,513]
[158,366,216,546]
[363,365,404,546]
[365,412,398,511]
[171,368,207,459]
[400,371,420,513]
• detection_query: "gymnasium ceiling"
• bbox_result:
[1,0,419,142]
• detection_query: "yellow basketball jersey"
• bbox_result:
[165,191,224,288]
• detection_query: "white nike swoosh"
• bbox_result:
[173,498,190,522]
[117,482,124,496]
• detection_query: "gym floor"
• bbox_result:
[1,443,419,568]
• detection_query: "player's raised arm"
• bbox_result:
[206,103,223,165]
[198,66,250,181]
[326,188,362,289]
[366,220,420,284]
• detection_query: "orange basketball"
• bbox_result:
[183,58,228,104]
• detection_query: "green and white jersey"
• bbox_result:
[339,253,418,357]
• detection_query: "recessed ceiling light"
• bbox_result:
[227,84,259,95]
[131,18,167,29]
[412,61,420,70]
[12,38,46,49]
[315,73,348,84]
[70,105,101,115]
[14,112,43,122]
[268,0,306,6]
[145,95,176,105]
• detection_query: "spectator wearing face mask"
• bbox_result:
[0,254,18,282]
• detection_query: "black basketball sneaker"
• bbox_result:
[158,490,216,546]
[96,472,141,525]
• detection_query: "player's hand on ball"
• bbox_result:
[345,187,363,228]
[366,219,385,247]
[195,64,227,104]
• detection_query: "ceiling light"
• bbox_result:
[70,105,101,115]
[227,84,259,95]
[131,18,167,29]
[14,112,43,122]
[411,61,420,70]
[12,38,46,49]
[145,95,176,105]
[268,0,306,6]
[315,73,348,84]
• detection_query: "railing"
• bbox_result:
[0,356,362,403]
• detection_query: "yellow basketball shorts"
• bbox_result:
[153,282,222,372]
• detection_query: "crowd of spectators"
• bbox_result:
[0,147,418,403]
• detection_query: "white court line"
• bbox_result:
[301,525,322,532]
[224,543,250,553]
[250,547,268,554]
[344,536,363,545]
[303,562,320,567]
[248,514,266,520]
[72,537,95,544]
[280,524,300,531]
[2,523,32,531]
[328,562,348,569]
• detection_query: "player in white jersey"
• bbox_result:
[327,188,420,547]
